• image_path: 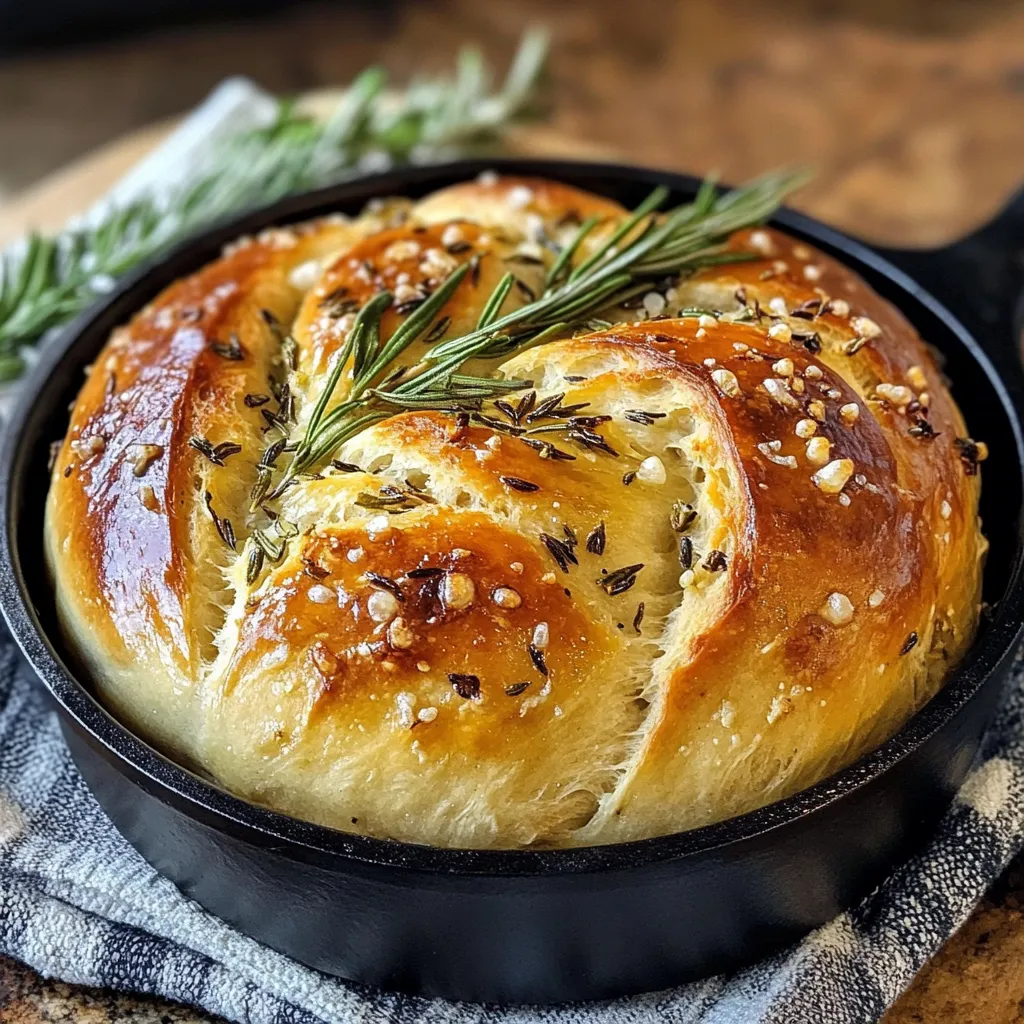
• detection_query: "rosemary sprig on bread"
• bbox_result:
[269,168,809,494]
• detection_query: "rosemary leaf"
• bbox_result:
[545,214,600,288]
[476,271,516,329]
[355,262,470,390]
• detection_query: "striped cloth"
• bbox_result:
[2,635,1023,1024]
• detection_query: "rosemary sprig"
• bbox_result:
[0,29,549,381]
[271,168,808,485]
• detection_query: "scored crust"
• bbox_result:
[45,175,985,848]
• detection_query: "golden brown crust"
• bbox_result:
[45,175,984,846]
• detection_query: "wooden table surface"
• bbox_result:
[3,0,1024,1020]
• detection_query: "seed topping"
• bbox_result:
[528,644,549,676]
[598,563,644,595]
[540,532,578,573]
[633,603,645,634]
[189,437,242,466]
[703,550,728,572]
[500,475,540,493]
[671,501,698,532]
[449,673,482,700]
[210,333,245,361]
[365,572,405,602]
[954,437,987,475]
[678,536,693,569]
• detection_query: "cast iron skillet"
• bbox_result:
[2,159,1024,1005]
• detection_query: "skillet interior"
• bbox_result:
[2,159,1023,999]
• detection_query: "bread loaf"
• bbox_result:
[45,175,985,848]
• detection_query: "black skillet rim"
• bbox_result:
[2,157,1023,878]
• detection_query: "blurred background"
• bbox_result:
[2,0,1024,245]
[2,2,1024,1022]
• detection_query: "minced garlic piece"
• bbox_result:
[805,436,832,466]
[712,368,741,397]
[812,458,854,494]
[851,315,881,339]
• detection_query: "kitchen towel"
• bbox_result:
[2,79,1023,1024]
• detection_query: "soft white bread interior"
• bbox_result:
[45,175,985,848]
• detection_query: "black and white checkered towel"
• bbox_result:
[2,78,1024,1024]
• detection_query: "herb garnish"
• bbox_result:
[261,170,806,490]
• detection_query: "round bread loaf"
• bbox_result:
[45,175,986,849]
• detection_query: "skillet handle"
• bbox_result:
[871,187,1024,382]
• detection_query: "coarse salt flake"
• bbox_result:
[822,592,855,626]
[383,239,421,262]
[288,259,321,290]
[767,695,793,724]
[718,700,736,728]
[491,586,523,609]
[441,224,464,248]
[367,590,400,623]
[388,617,417,650]
[506,185,534,209]
[643,292,666,317]
[442,572,476,610]
[636,456,667,484]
